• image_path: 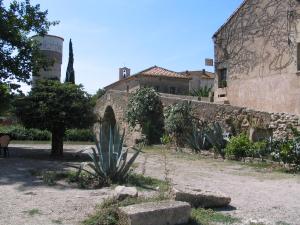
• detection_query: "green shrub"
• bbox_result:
[160,133,172,145]
[0,125,94,142]
[164,101,194,147]
[249,141,268,159]
[0,125,51,140]
[64,129,94,142]
[126,88,164,144]
[225,133,251,160]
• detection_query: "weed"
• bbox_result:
[276,222,291,225]
[189,208,240,225]
[52,219,63,224]
[24,208,41,216]
[126,173,169,192]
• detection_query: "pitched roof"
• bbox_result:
[104,65,190,90]
[180,70,215,79]
[139,66,190,79]
[213,0,248,38]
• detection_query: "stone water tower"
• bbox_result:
[32,34,64,86]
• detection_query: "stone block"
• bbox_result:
[118,200,191,225]
[172,187,231,208]
[114,186,138,200]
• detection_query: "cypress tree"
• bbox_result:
[65,39,75,83]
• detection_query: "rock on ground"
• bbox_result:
[114,186,138,200]
[172,186,231,208]
[118,200,191,225]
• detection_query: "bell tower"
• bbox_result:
[119,67,130,80]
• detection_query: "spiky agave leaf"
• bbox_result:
[78,124,142,184]
[117,147,142,180]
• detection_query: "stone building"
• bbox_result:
[213,0,300,116]
[180,70,215,92]
[104,66,191,95]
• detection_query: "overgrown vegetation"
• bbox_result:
[126,88,164,144]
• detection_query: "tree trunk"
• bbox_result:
[51,126,65,157]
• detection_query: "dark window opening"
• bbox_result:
[154,86,159,91]
[218,68,227,88]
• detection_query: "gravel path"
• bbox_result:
[135,150,300,225]
[1,144,300,225]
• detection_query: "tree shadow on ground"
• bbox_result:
[0,146,91,191]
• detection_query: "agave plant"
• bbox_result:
[185,125,207,153]
[78,125,142,185]
[204,122,227,159]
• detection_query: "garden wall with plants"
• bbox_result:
[160,94,299,140]
[96,90,299,144]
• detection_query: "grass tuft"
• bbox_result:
[189,208,240,225]
[24,208,41,216]
[125,173,169,192]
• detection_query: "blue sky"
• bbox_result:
[10,0,243,94]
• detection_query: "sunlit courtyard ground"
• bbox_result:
[1,143,300,225]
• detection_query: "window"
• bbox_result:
[154,86,159,91]
[169,87,176,94]
[218,68,227,88]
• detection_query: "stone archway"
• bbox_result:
[100,106,117,151]
[102,106,116,130]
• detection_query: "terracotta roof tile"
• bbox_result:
[180,70,215,79]
[139,66,189,79]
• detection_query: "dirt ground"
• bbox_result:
[1,144,300,225]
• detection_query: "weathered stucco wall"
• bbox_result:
[95,90,299,145]
[214,0,300,116]
[189,76,214,92]
[139,76,190,95]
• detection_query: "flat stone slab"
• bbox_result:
[173,187,231,208]
[118,200,191,225]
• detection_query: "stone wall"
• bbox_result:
[95,90,300,145]
[213,0,300,116]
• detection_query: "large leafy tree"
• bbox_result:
[125,87,164,144]
[0,0,57,90]
[0,83,11,115]
[65,39,75,83]
[14,80,95,156]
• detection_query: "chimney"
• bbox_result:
[119,67,130,80]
